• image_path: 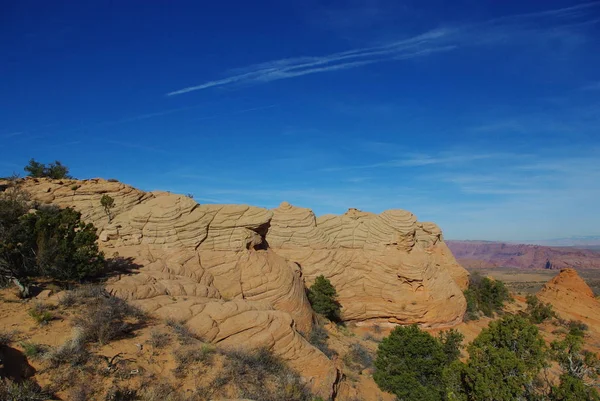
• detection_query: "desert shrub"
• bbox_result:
[0,200,105,294]
[101,194,115,223]
[567,320,589,337]
[172,344,215,377]
[344,343,374,372]
[444,315,547,401]
[307,275,341,321]
[72,289,145,345]
[26,205,105,281]
[107,178,119,182]
[105,385,138,401]
[148,330,171,349]
[20,342,48,359]
[551,329,600,381]
[166,319,200,344]
[45,330,89,367]
[24,158,71,179]
[438,329,464,364]
[28,303,53,325]
[0,331,14,347]
[374,324,451,401]
[550,373,600,400]
[59,285,106,307]
[463,272,510,320]
[68,384,91,401]
[526,294,556,324]
[308,325,336,358]
[212,347,312,401]
[0,378,52,401]
[138,380,188,401]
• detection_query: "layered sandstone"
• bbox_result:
[7,177,468,396]
[267,203,468,327]
[537,268,600,331]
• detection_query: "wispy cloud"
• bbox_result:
[167,2,600,96]
[0,132,24,139]
[582,81,600,91]
[167,29,453,96]
[321,152,503,172]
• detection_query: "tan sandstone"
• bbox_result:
[8,177,468,396]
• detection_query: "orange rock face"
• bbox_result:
[7,177,468,396]
[537,268,600,330]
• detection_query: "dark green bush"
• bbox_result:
[374,325,451,401]
[307,275,341,321]
[526,294,556,324]
[439,328,464,364]
[0,199,105,294]
[24,159,71,179]
[463,272,510,320]
[444,315,547,401]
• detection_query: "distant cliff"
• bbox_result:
[447,240,600,270]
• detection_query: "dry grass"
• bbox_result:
[20,341,48,360]
[343,342,374,373]
[172,343,215,378]
[70,287,146,345]
[308,324,336,358]
[44,329,89,368]
[166,319,201,345]
[0,378,53,401]
[148,329,171,349]
[198,347,312,401]
[28,302,54,325]
[0,330,14,347]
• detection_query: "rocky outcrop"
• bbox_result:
[267,203,467,327]
[7,177,468,396]
[537,268,600,330]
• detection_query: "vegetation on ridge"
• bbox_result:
[24,158,71,179]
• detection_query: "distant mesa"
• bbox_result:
[446,240,600,270]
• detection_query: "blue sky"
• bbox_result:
[1,1,600,241]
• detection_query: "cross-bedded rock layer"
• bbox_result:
[8,177,468,397]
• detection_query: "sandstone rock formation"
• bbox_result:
[267,203,468,327]
[537,268,600,331]
[5,177,468,396]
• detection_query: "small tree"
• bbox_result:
[445,315,547,401]
[463,272,510,320]
[526,294,556,324]
[100,194,115,223]
[24,159,71,179]
[374,325,448,401]
[0,198,104,295]
[439,329,464,364]
[24,159,45,178]
[307,275,341,321]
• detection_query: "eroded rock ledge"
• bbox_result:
[6,177,468,397]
